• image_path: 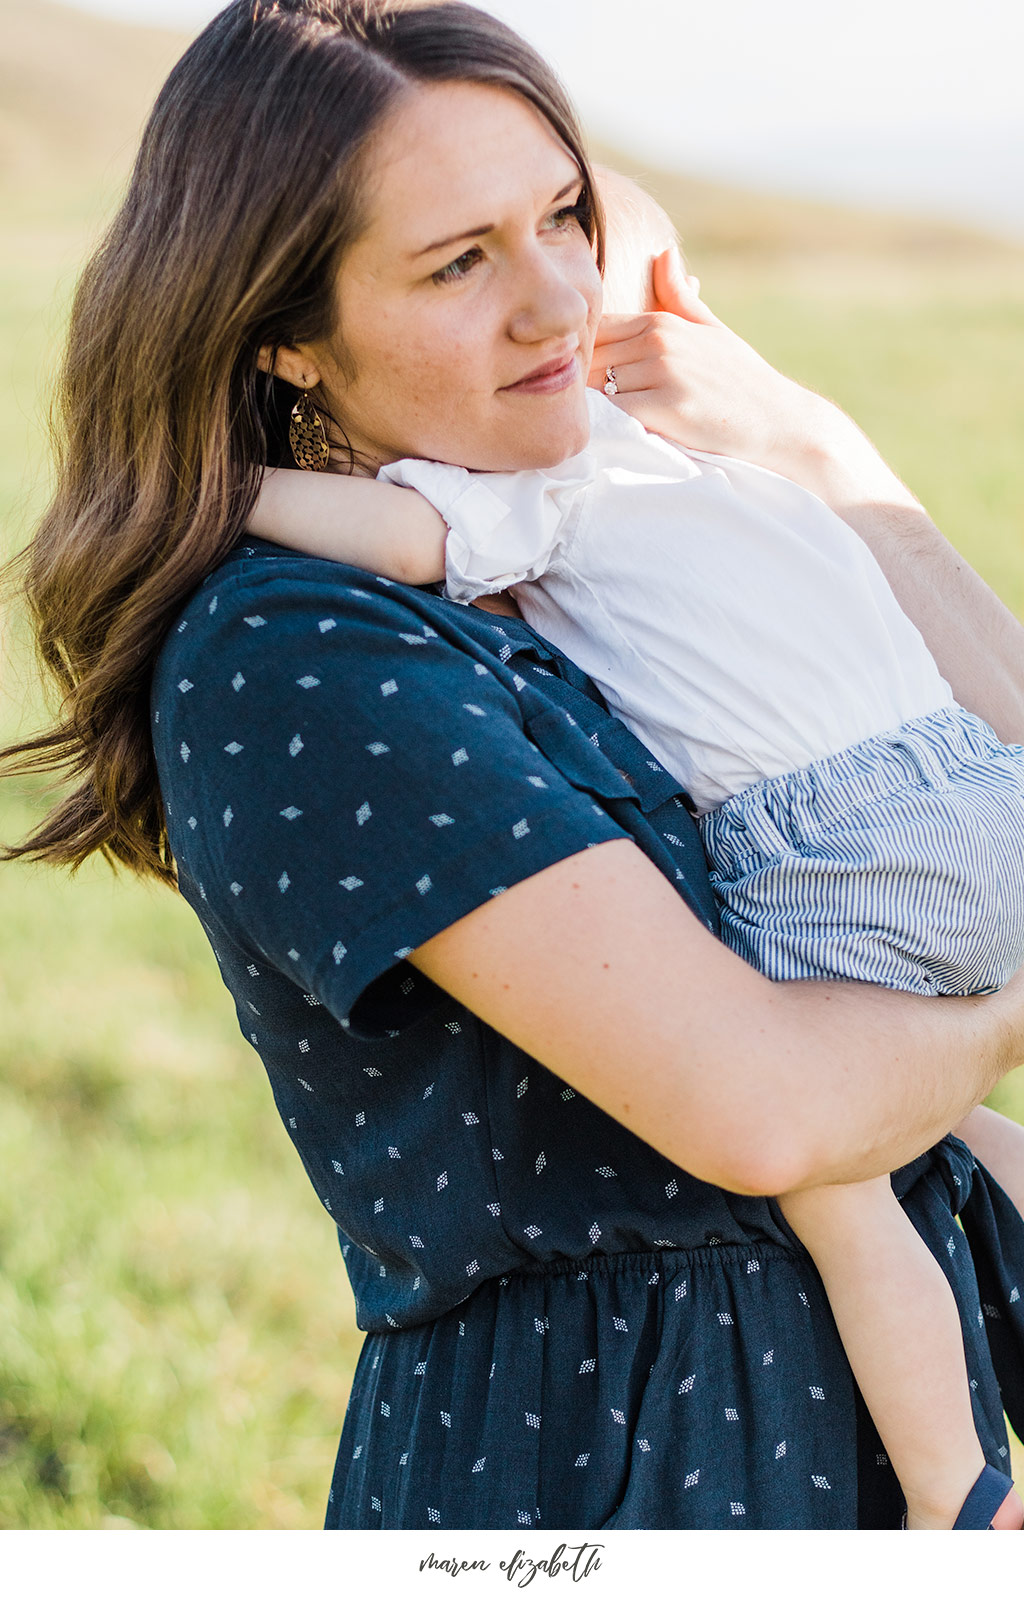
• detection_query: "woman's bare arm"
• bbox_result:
[774,424,1024,746]
[411,838,1024,1198]
[592,250,1024,744]
[249,466,447,587]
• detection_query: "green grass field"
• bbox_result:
[3,11,1024,1530]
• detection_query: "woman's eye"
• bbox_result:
[431,247,482,286]
[546,198,587,232]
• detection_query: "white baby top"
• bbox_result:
[379,390,953,814]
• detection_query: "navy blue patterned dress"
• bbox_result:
[151,539,1024,1529]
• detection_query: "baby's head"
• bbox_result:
[594,166,684,316]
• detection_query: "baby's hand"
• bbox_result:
[588,246,840,477]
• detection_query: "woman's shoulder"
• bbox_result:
[168,536,445,637]
[153,538,499,697]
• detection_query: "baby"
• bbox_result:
[250,174,1024,1531]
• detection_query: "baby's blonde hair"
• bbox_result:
[594,166,684,316]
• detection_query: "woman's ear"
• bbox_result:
[256,343,321,390]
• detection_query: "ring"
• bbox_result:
[603,366,618,397]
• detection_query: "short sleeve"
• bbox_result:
[378,453,595,604]
[162,564,627,1035]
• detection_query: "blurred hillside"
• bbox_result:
[0,0,186,206]
[6,0,1024,263]
[2,0,1023,1531]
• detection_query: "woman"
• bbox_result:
[5,0,1024,1529]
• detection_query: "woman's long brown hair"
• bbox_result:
[1,0,603,885]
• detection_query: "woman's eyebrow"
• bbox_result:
[411,176,582,259]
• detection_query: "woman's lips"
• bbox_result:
[501,352,579,395]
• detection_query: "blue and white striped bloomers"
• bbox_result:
[699,704,1024,996]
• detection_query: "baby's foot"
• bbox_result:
[905,1470,1024,1531]
[991,1485,1024,1530]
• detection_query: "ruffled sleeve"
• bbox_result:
[377,452,595,604]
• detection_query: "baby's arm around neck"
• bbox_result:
[248,466,447,588]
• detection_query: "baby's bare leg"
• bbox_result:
[779,1175,990,1530]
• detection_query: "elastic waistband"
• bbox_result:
[701,704,1006,878]
[502,1241,797,1282]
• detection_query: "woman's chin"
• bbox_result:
[498,402,592,470]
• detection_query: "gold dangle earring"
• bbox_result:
[288,379,330,471]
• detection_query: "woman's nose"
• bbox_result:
[507,246,593,346]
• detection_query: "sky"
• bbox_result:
[63,0,1024,238]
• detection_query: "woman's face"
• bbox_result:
[307,80,603,474]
